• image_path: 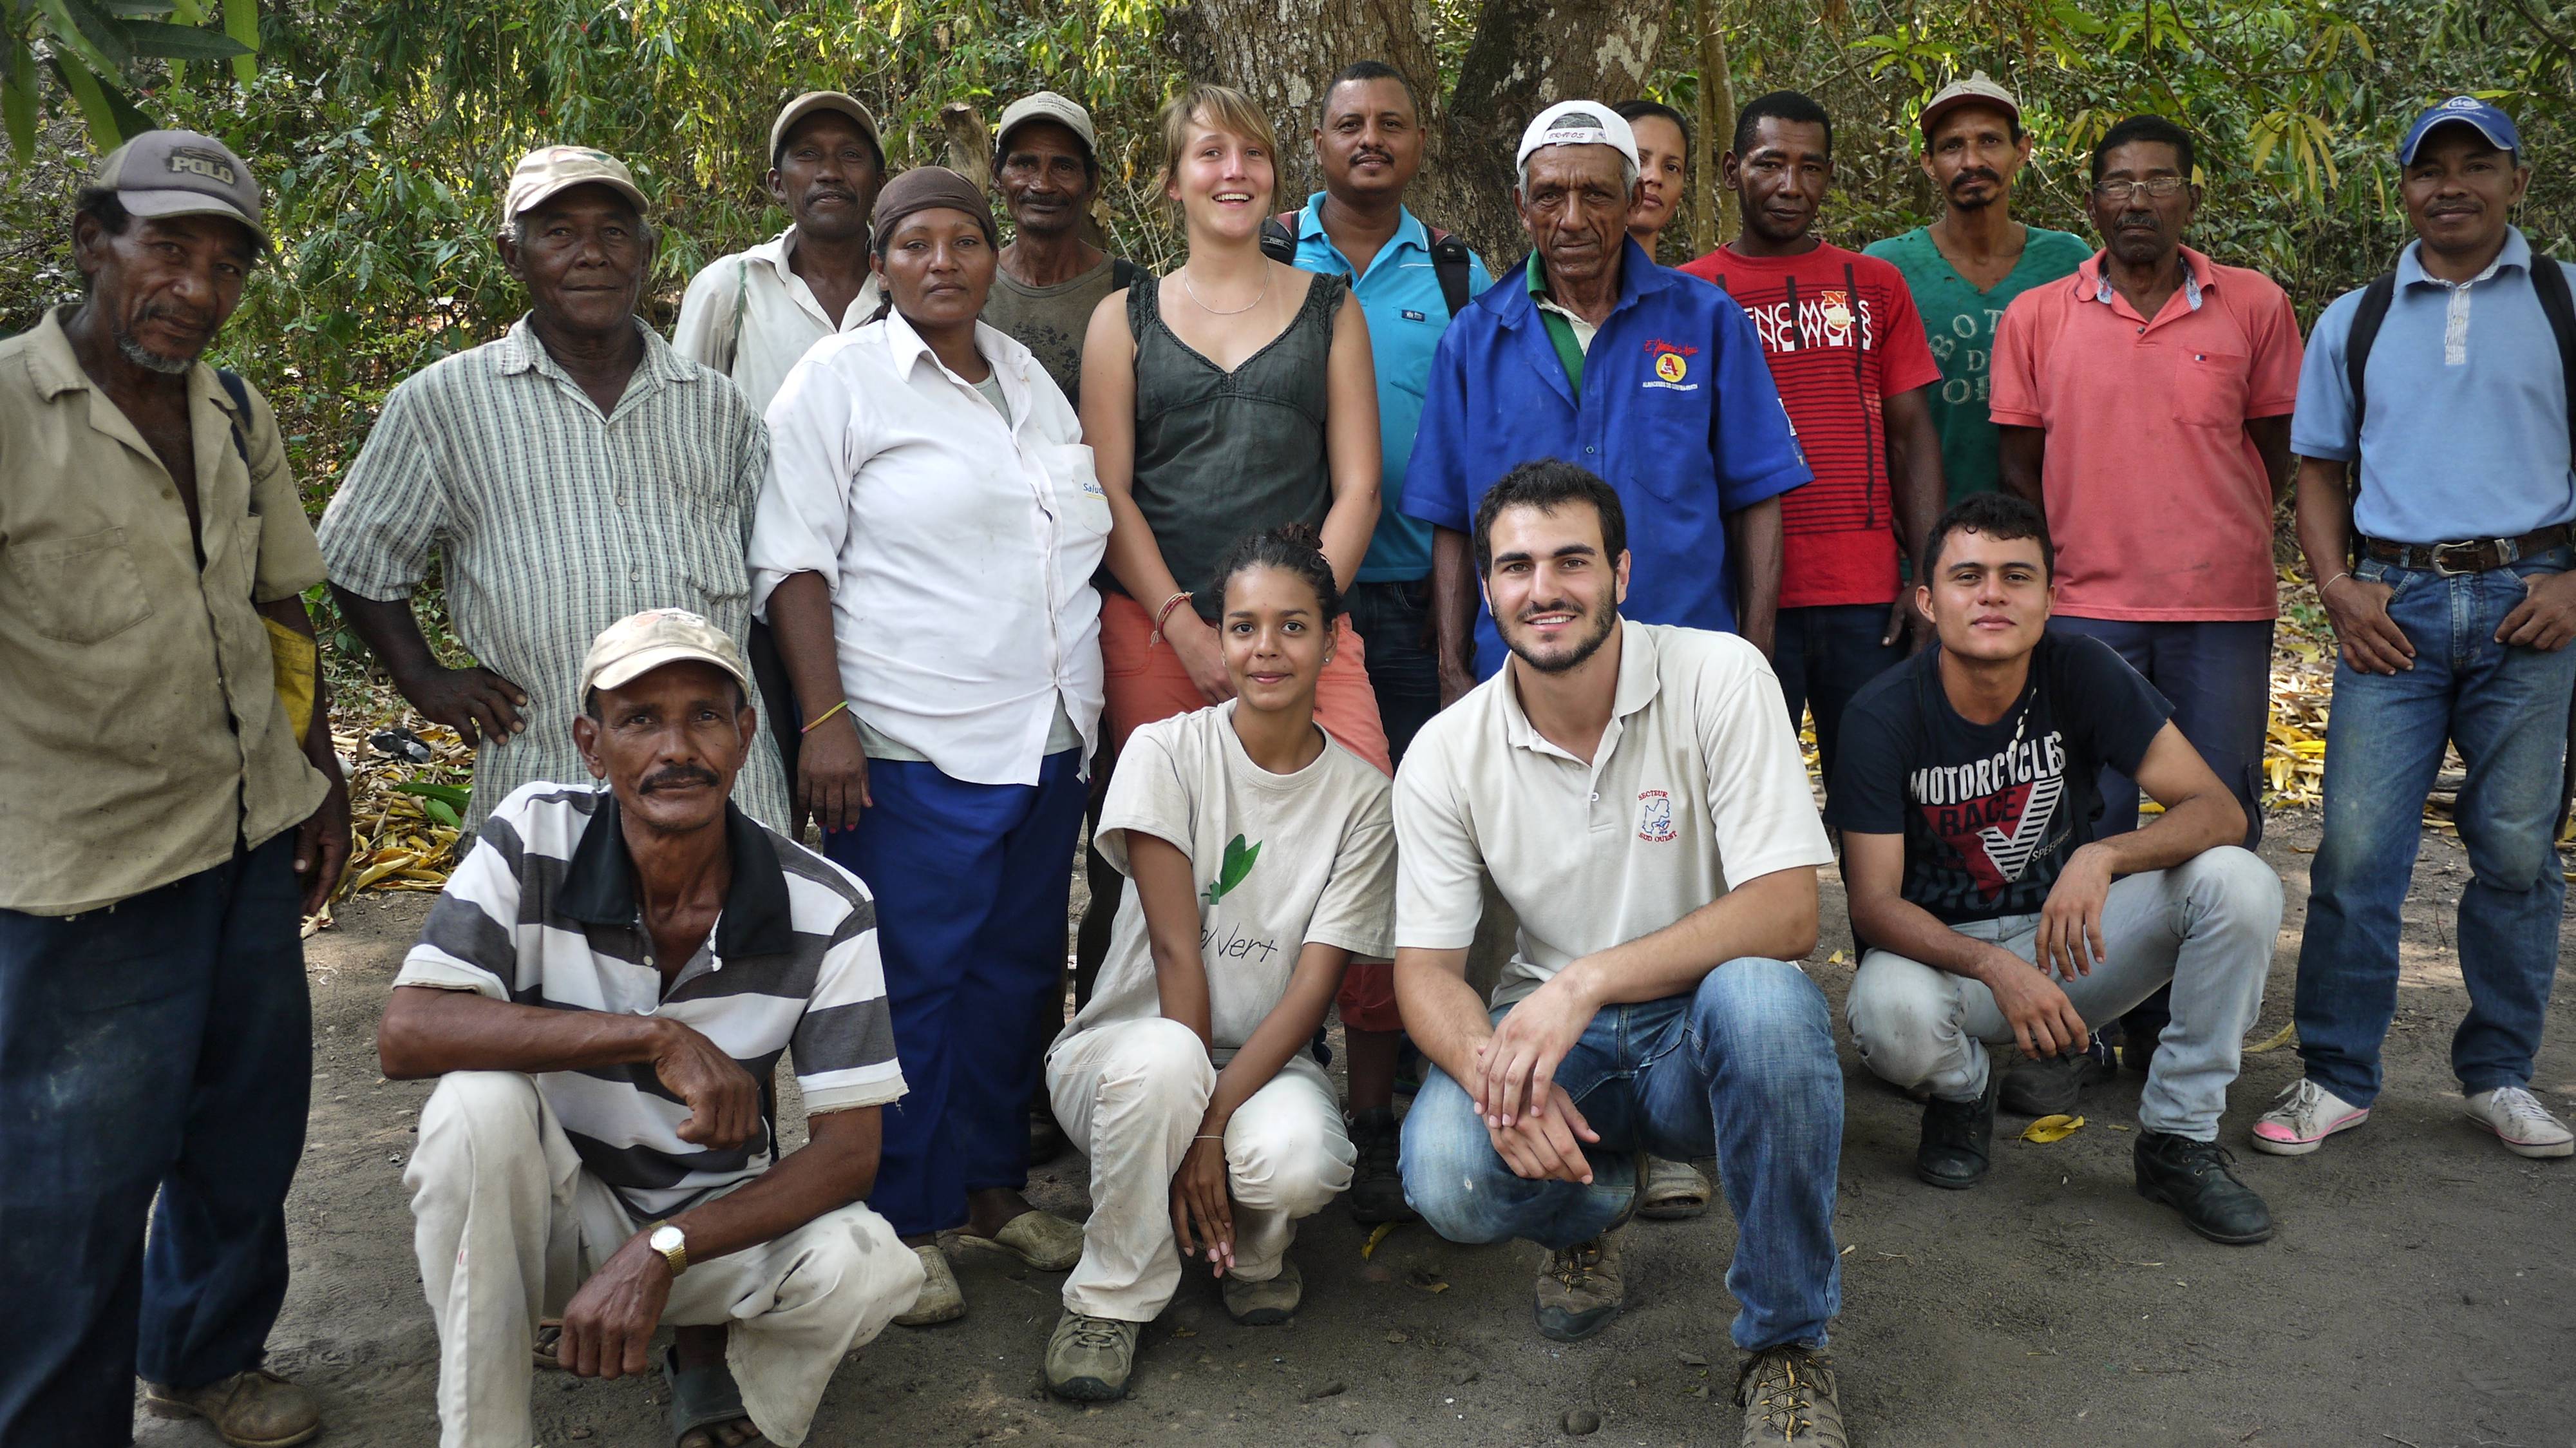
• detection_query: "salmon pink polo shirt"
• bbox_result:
[1989,246,2304,620]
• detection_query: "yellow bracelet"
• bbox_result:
[801,700,850,734]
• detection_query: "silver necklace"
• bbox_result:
[1179,264,1271,316]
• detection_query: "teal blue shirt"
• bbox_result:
[1286,193,1493,582]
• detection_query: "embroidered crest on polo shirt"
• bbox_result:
[1642,338,1700,393]
[1636,788,1678,843]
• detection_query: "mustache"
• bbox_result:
[641,764,720,792]
[1948,167,2001,191]
[138,300,218,334]
[804,186,858,205]
[1517,597,1584,622]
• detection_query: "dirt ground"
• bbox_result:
[135,808,2575,1448]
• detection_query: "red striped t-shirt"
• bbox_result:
[1679,242,1942,608]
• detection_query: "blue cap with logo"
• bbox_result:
[2398,96,2521,165]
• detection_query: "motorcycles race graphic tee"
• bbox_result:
[1825,632,2170,924]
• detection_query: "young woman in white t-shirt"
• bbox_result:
[1038,527,1397,1403]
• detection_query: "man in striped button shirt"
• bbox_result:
[319,146,791,829]
[379,610,922,1448]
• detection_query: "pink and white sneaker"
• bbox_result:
[2464,1086,2575,1159]
[2250,1078,2369,1156]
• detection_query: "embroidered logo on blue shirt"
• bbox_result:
[1402,309,1428,322]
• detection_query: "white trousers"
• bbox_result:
[402,1071,923,1448]
[1045,1017,1354,1320]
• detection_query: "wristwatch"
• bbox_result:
[648,1223,689,1277]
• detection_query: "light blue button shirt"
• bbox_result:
[2292,227,2576,544]
[1286,193,1493,583]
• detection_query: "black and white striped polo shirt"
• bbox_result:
[395,782,904,1220]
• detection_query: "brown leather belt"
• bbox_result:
[2359,524,2573,575]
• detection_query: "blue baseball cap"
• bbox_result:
[2398,97,2521,164]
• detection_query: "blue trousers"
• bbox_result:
[828,750,1087,1237]
[1399,960,1844,1351]
[2049,616,2273,849]
[1774,602,1907,795]
[1347,578,1440,768]
[0,835,311,1448]
[2296,548,2576,1107]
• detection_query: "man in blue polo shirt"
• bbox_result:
[1276,57,1495,1228]
[1407,101,1810,698]
[2258,97,2576,1163]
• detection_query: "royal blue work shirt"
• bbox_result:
[1405,236,1812,678]
[2292,227,2576,544]
[1287,193,1495,584]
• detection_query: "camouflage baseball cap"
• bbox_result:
[87,129,266,247]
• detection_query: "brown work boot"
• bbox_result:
[140,1368,321,1447]
[1532,1229,1626,1341]
[1734,1344,1847,1447]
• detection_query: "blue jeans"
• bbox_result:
[1399,960,1843,1351]
[1774,602,1906,794]
[2049,617,2273,848]
[2295,547,2576,1107]
[1348,578,1439,767]
[828,749,1088,1237]
[0,835,311,1448]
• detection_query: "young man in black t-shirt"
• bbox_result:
[1828,493,2284,1244]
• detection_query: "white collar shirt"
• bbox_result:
[751,313,1109,786]
[672,227,884,414]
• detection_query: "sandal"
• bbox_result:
[953,1208,1083,1272]
[1636,1156,1712,1221]
[661,1345,770,1448]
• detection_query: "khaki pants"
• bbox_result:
[402,1072,923,1448]
[1045,1017,1353,1321]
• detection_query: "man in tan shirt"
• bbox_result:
[0,133,346,1448]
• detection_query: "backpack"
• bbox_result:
[1258,208,1474,316]
[2344,252,2576,452]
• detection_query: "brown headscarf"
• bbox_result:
[869,165,999,248]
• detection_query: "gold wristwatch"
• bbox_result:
[648,1223,689,1277]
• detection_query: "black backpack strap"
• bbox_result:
[2527,251,2576,457]
[1426,224,1474,317]
[1110,256,1141,293]
[1258,210,1300,267]
[2344,271,2399,450]
[213,367,255,470]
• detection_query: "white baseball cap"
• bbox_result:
[1517,100,1640,176]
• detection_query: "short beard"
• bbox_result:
[1947,188,1996,212]
[1503,604,1618,676]
[115,329,194,375]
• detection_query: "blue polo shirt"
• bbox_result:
[1286,193,1495,583]
[2292,227,2576,544]
[1405,236,1812,678]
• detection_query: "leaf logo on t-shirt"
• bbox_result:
[1202,834,1262,905]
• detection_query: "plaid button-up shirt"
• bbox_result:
[318,315,790,828]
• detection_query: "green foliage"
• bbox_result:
[1,0,255,157]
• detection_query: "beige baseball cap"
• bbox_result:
[502,146,649,224]
[995,90,1098,160]
[770,91,882,165]
[580,609,752,698]
[88,130,267,247]
[1919,71,2022,137]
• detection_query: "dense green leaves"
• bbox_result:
[2,0,256,153]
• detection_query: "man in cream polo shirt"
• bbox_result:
[1391,460,1852,1446]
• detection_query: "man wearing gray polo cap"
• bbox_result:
[320,145,792,833]
[1,131,346,1448]
[984,90,1148,409]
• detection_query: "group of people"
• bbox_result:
[3,52,2570,1448]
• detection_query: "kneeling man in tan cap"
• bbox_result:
[379,609,923,1448]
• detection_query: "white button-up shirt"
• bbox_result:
[752,314,1108,787]
[672,227,885,414]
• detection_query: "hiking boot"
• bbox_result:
[140,1369,321,1448]
[1915,1070,1999,1189]
[1533,1229,1626,1342]
[1345,1107,1418,1223]
[1045,1310,1140,1402]
[2464,1085,2575,1159]
[2249,1078,2369,1156]
[2134,1130,2274,1244]
[1997,1038,2117,1117]
[1221,1258,1303,1325]
[1734,1344,1847,1446]
[1637,1155,1713,1220]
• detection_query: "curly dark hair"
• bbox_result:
[1209,522,1343,624]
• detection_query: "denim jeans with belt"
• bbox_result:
[2295,545,2576,1107]
[1398,959,1843,1351]
[0,834,310,1448]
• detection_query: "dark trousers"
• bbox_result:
[1347,578,1440,768]
[1774,602,1908,795]
[0,835,312,1448]
[829,750,1087,1237]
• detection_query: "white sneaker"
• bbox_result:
[2249,1078,2370,1156]
[2464,1086,2575,1159]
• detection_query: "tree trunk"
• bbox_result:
[1162,0,1668,267]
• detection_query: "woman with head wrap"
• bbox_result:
[752,166,1106,1324]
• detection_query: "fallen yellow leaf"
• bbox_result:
[1361,1221,1397,1259]
[2244,1023,2297,1054]
[2019,1114,2085,1143]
